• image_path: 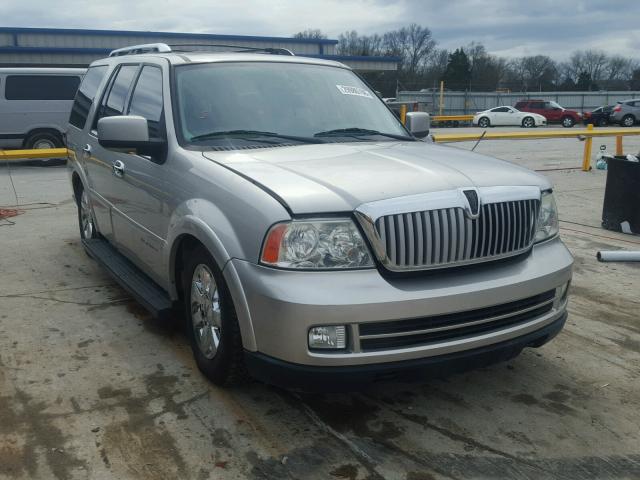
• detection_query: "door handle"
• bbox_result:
[112,160,125,178]
[82,144,92,156]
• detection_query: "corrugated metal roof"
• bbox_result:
[0,26,339,45]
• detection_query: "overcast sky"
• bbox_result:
[4,0,639,60]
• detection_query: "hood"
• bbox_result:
[202,142,550,214]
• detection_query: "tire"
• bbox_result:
[25,131,63,149]
[521,116,535,128]
[561,116,575,128]
[182,245,247,386]
[597,117,608,127]
[622,115,635,127]
[478,117,490,128]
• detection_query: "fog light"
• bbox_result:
[308,326,347,349]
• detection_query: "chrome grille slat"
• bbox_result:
[370,198,539,271]
[415,212,424,265]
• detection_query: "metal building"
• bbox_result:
[0,27,398,73]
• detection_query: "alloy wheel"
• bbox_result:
[190,264,222,359]
[80,190,94,239]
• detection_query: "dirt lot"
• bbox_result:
[1,130,639,479]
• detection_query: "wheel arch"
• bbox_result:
[167,219,258,352]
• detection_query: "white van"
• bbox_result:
[0,68,85,149]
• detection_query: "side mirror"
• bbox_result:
[97,116,165,156]
[405,112,430,139]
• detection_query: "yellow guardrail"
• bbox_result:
[433,126,640,171]
[0,148,68,161]
[432,115,475,122]
[432,127,640,143]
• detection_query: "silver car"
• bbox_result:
[67,44,572,388]
[0,67,85,149]
[610,99,640,127]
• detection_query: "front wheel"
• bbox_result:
[182,246,247,385]
[77,186,97,240]
[522,116,535,128]
[561,116,575,128]
[478,117,490,128]
[598,117,608,127]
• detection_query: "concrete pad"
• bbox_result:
[1,136,640,479]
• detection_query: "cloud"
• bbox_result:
[2,0,639,60]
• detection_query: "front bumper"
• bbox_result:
[228,236,572,367]
[245,311,567,390]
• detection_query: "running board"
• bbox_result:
[83,238,173,319]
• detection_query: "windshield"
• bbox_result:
[174,62,410,148]
[549,101,563,109]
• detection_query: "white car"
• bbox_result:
[473,106,547,128]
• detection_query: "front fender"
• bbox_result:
[165,199,287,353]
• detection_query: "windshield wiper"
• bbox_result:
[189,130,323,144]
[314,127,414,141]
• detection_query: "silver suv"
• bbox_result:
[67,44,572,388]
[610,99,640,127]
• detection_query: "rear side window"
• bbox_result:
[4,75,80,100]
[95,65,138,123]
[69,66,108,129]
[128,66,164,139]
[531,102,545,109]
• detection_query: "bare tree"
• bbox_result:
[337,30,384,56]
[383,24,436,79]
[293,29,327,40]
[566,49,608,83]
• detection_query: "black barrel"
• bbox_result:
[602,156,640,232]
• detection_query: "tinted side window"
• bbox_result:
[532,102,545,109]
[5,75,80,100]
[96,65,138,122]
[128,66,164,139]
[69,66,108,129]
[493,107,509,112]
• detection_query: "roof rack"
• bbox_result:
[108,42,295,58]
[109,43,172,57]
[167,43,294,56]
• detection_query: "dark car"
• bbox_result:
[583,106,612,127]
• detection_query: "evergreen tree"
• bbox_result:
[442,48,471,90]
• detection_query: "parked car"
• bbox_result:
[610,99,640,127]
[582,106,613,126]
[0,67,85,149]
[514,99,581,128]
[473,106,546,128]
[67,43,572,389]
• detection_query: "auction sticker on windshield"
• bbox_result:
[336,85,373,98]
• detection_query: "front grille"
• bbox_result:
[358,290,555,352]
[373,199,539,270]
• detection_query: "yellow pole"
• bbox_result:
[439,80,444,116]
[400,104,407,125]
[582,123,594,171]
[616,135,623,156]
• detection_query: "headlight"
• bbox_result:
[260,219,374,269]
[534,191,559,243]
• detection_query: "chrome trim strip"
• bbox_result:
[308,306,565,361]
[356,186,541,222]
[358,298,555,340]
